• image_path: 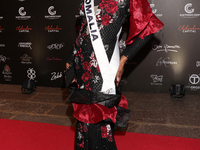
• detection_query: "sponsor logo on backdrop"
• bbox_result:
[0,55,10,62]
[16,7,31,20]
[45,25,62,33]
[47,43,65,50]
[179,25,200,33]
[156,57,178,67]
[27,68,36,80]
[189,74,200,85]
[0,16,3,20]
[16,25,32,33]
[0,44,5,47]
[20,54,32,64]
[0,26,4,33]
[2,65,12,81]
[150,74,163,85]
[152,44,181,53]
[184,3,194,14]
[45,6,61,20]
[18,42,32,49]
[196,61,200,67]
[180,3,200,18]
[47,57,62,61]
[185,74,200,91]
[51,72,62,81]
[150,4,163,18]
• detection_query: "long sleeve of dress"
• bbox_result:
[122,34,153,61]
[121,0,164,60]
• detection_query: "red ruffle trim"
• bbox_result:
[72,95,128,124]
[126,0,164,44]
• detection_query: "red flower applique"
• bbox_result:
[89,52,101,73]
[82,61,91,72]
[101,14,111,26]
[101,125,113,142]
[85,81,91,90]
[75,37,81,47]
[80,124,88,132]
[99,0,118,15]
[81,72,91,82]
[107,135,113,142]
[77,141,85,148]
[101,126,107,138]
[76,48,84,62]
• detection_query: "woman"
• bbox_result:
[66,0,164,149]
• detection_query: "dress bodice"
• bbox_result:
[73,0,130,91]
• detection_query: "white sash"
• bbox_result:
[84,0,121,94]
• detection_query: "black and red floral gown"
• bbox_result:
[66,0,163,149]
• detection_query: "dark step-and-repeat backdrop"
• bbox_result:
[0,0,200,94]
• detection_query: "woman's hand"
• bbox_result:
[66,62,70,69]
[116,55,128,86]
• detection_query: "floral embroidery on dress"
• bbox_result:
[76,123,88,148]
[92,75,100,84]
[74,0,128,91]
[101,14,113,26]
[75,19,87,47]
[89,52,100,73]
[79,0,85,16]
[80,52,103,90]
[81,65,92,90]
[89,53,97,67]
[96,0,119,29]
[101,124,113,142]
[99,0,118,15]
[74,48,84,70]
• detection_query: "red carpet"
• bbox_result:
[0,119,200,150]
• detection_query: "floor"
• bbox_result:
[0,84,200,139]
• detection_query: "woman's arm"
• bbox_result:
[122,34,153,61]
[116,34,153,85]
[116,55,128,86]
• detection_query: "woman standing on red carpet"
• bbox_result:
[66,0,163,149]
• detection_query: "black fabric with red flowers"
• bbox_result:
[69,0,130,92]
[67,0,153,92]
[67,0,158,149]
[76,120,117,150]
